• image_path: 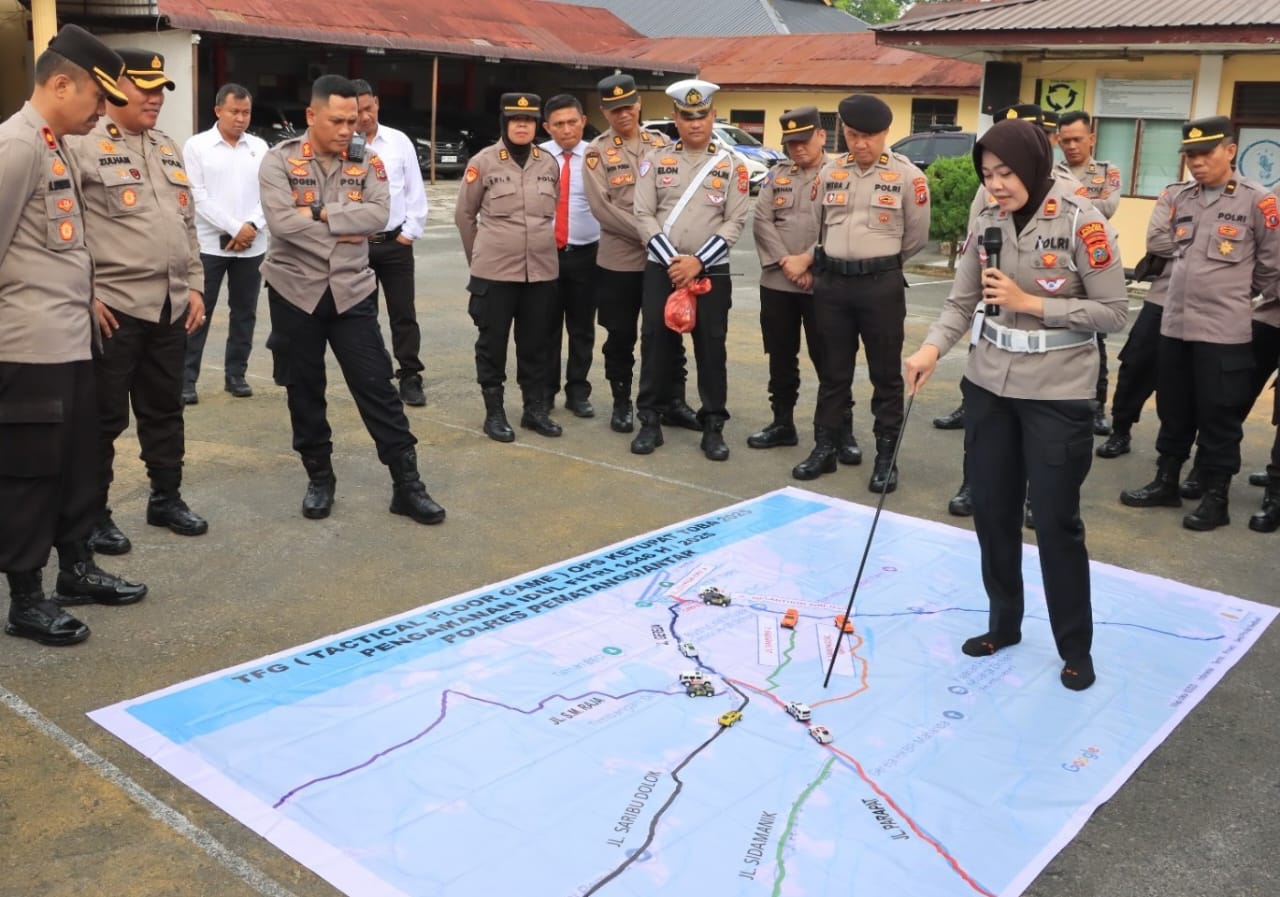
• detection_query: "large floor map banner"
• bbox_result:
[91,488,1274,897]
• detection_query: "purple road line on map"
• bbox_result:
[273,685,682,808]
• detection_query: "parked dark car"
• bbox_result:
[890,126,976,170]
[388,120,471,177]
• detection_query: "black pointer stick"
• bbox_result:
[823,391,915,688]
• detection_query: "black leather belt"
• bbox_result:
[815,247,902,277]
[369,225,403,244]
[558,241,599,254]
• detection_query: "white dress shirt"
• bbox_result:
[367,123,428,239]
[182,125,269,257]
[539,138,601,246]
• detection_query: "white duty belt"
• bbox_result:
[981,319,1095,354]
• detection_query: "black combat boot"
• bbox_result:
[398,373,426,407]
[1249,476,1280,533]
[1095,424,1131,459]
[1120,455,1183,507]
[662,397,701,431]
[1179,464,1204,500]
[700,417,730,461]
[947,479,972,516]
[932,401,965,430]
[609,380,634,433]
[1092,407,1111,436]
[630,411,664,455]
[1183,471,1230,531]
[301,456,336,519]
[88,506,131,555]
[565,389,594,418]
[868,435,899,494]
[52,540,147,606]
[388,448,446,525]
[481,386,515,442]
[520,397,563,437]
[6,571,90,646]
[146,467,209,536]
[837,411,862,465]
[747,406,798,449]
[792,427,838,481]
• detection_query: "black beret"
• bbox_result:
[117,48,175,91]
[1181,115,1233,150]
[45,24,127,107]
[598,74,638,110]
[838,95,892,133]
[779,106,821,143]
[500,92,541,120]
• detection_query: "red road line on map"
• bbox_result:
[827,744,996,897]
[811,627,870,709]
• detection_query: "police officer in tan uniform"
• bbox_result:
[455,93,563,442]
[581,74,698,435]
[904,119,1128,691]
[801,95,930,492]
[1120,116,1280,531]
[0,26,148,646]
[260,74,445,525]
[632,79,751,461]
[749,107,862,474]
[65,49,209,554]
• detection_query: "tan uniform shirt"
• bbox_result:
[1162,176,1280,344]
[633,140,751,270]
[0,103,94,363]
[967,169,1085,225]
[1055,158,1121,219]
[454,144,559,284]
[259,132,390,313]
[1142,181,1184,309]
[818,150,929,263]
[753,158,824,294]
[65,119,202,323]
[582,128,668,272]
[925,180,1129,401]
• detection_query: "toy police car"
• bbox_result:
[699,586,731,606]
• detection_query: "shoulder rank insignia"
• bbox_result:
[1043,198,1058,216]
[1224,179,1237,195]
[301,142,313,158]
[41,126,57,150]
[585,152,599,170]
[879,153,890,165]
[614,136,624,147]
[498,148,509,161]
[106,123,122,139]
[531,146,541,159]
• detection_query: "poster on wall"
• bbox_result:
[1238,128,1280,190]
[1038,79,1086,116]
[1094,79,1193,119]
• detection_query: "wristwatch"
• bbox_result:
[309,201,324,222]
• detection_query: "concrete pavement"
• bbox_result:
[1,183,1276,897]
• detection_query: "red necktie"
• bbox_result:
[555,150,571,249]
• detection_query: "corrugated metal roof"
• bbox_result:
[553,0,865,36]
[881,0,1280,32]
[773,0,868,33]
[155,0,696,70]
[625,33,980,90]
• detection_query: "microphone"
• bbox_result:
[981,226,1003,317]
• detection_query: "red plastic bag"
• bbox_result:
[664,277,712,334]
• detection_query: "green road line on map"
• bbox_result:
[766,629,798,691]
[772,757,835,896]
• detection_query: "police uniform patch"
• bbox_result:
[585,153,599,171]
[56,197,74,213]
[160,145,175,156]
[1108,168,1121,188]
[811,182,819,202]
[737,165,749,194]
[99,140,116,153]
[913,176,928,206]
[711,178,723,189]
[824,191,848,205]
[464,166,478,183]
[1218,240,1234,256]
[877,193,896,206]
[1077,221,1112,269]
[879,171,901,182]
[303,190,316,204]
[174,170,188,184]
[1041,253,1057,267]
[291,165,309,176]
[611,173,634,186]
[708,192,724,205]
[58,220,74,241]
[660,175,674,186]
[121,188,137,207]
[347,190,363,202]
[178,191,188,208]
[344,165,366,177]
[638,159,652,177]
[1091,176,1106,184]
[878,212,891,224]
[130,168,141,180]
[775,176,791,186]
[1036,278,1067,293]
[1218,225,1240,238]
[775,195,788,207]
[1259,195,1280,229]
[51,159,66,176]
[828,169,849,181]
[106,123,122,138]
[660,157,677,166]
[371,159,387,181]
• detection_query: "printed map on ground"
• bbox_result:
[90,488,1275,897]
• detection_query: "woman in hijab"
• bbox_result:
[903,119,1128,691]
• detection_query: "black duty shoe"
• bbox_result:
[867,437,898,494]
[1249,484,1280,533]
[182,384,198,405]
[836,425,863,465]
[610,399,634,434]
[225,375,254,398]
[1249,471,1268,488]
[1061,656,1096,691]
[53,562,148,607]
[662,399,701,431]
[747,421,798,449]
[1179,467,1204,500]
[1095,431,1131,459]
[932,403,965,430]
[146,495,209,536]
[390,483,446,525]
[520,403,563,437]
[1092,408,1112,436]
[88,510,131,556]
[947,481,972,517]
[399,374,427,407]
[700,421,729,461]
[303,475,336,519]
[630,420,664,455]
[565,395,595,418]
[6,599,90,646]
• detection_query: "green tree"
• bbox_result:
[834,0,907,25]
[924,155,979,269]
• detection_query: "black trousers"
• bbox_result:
[96,300,187,504]
[369,237,422,379]
[963,379,1095,661]
[1155,337,1254,475]
[1094,334,1109,407]
[185,252,261,386]
[555,244,598,401]
[596,267,690,394]
[266,285,414,465]
[636,262,731,421]
[812,269,905,435]
[1248,321,1280,478]
[759,285,821,413]
[467,278,559,403]
[0,361,98,573]
[1109,301,1163,430]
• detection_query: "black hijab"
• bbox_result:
[974,119,1054,233]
